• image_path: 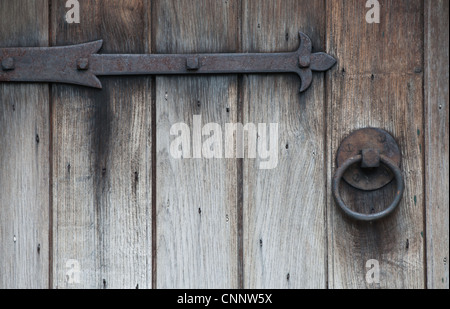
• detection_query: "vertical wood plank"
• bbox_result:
[242,0,327,288]
[0,0,49,289]
[155,0,239,288]
[327,0,425,288]
[51,0,152,289]
[425,0,449,290]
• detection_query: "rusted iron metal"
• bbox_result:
[0,32,336,92]
[333,128,404,222]
[336,128,402,191]
[1,57,15,71]
[332,154,404,222]
[361,149,381,168]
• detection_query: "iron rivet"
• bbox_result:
[299,55,310,68]
[77,58,89,70]
[1,57,15,71]
[361,149,381,168]
[186,56,200,71]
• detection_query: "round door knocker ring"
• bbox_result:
[332,154,405,222]
[336,128,402,191]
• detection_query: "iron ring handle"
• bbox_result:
[332,154,405,222]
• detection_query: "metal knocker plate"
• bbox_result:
[332,128,405,222]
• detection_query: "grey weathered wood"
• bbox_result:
[154,0,239,289]
[51,0,152,289]
[425,0,449,290]
[0,0,49,289]
[326,0,425,288]
[242,0,327,289]
[1,0,447,290]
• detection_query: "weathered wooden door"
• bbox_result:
[1,0,448,289]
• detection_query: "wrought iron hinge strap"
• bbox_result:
[0,32,336,93]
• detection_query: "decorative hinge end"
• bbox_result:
[296,32,336,92]
[0,40,103,88]
[310,52,337,72]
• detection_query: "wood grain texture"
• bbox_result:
[1,0,446,290]
[326,0,425,288]
[154,0,239,289]
[242,0,327,289]
[51,0,152,289]
[0,0,49,289]
[425,0,449,290]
